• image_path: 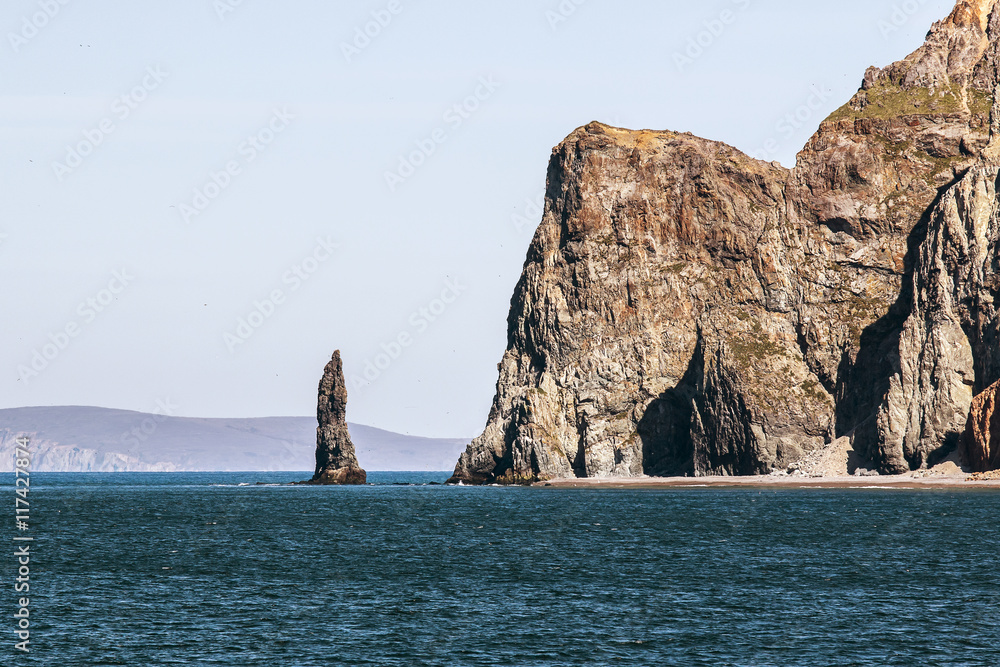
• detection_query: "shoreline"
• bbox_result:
[534,473,1000,490]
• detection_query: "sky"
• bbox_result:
[1,0,956,438]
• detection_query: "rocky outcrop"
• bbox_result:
[450,0,1000,484]
[307,351,366,485]
[960,380,1000,471]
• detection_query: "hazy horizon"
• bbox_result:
[1,402,474,434]
[2,0,955,438]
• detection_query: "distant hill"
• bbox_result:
[0,406,469,472]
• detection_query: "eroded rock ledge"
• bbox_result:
[450,0,1000,484]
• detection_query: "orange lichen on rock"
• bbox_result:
[949,0,997,30]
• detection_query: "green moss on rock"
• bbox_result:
[826,83,969,123]
[729,322,785,367]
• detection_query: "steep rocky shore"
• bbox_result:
[451,0,1000,484]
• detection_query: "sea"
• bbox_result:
[5,471,1000,666]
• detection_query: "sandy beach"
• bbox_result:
[535,472,1000,490]
[531,439,1000,490]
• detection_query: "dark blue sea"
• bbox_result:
[5,472,1000,665]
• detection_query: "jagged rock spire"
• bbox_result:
[307,350,366,485]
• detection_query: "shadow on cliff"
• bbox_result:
[834,174,966,473]
[965,170,1000,393]
[636,176,965,477]
[636,339,702,477]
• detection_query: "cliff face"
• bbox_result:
[451,0,1000,483]
[310,351,366,485]
[960,380,1000,471]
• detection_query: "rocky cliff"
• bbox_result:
[308,351,366,485]
[450,0,1000,483]
[960,380,1000,471]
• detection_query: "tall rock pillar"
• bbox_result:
[309,351,366,485]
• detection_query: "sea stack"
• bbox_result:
[308,351,366,485]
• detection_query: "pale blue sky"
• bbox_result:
[1,0,955,437]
